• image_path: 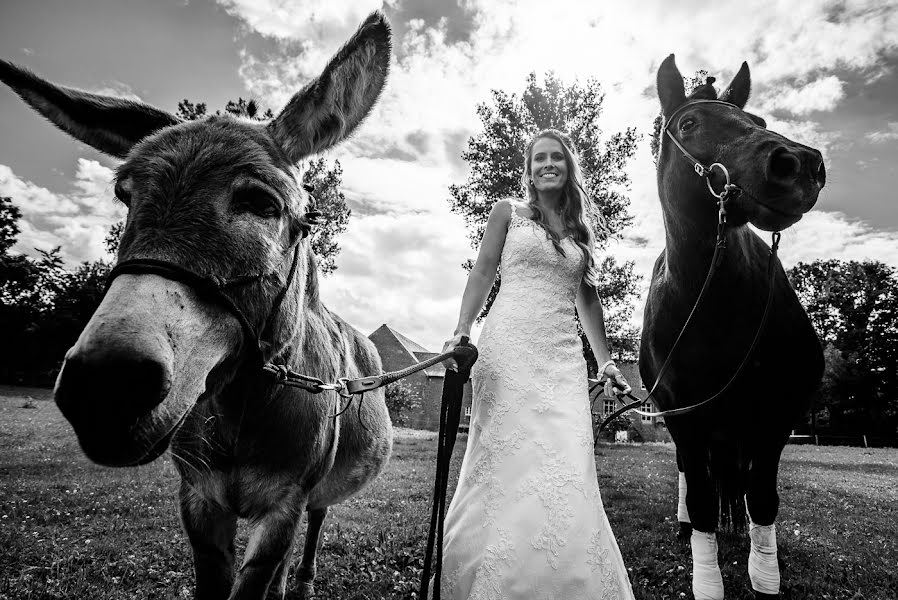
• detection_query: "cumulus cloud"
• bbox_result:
[217,0,390,42]
[214,0,898,344]
[0,160,123,264]
[757,75,846,115]
[319,211,474,350]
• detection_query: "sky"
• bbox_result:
[1,0,897,352]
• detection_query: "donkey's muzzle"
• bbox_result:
[55,348,173,466]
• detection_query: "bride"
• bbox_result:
[440,129,636,599]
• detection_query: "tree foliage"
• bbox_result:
[384,381,422,428]
[448,72,642,368]
[789,259,898,437]
[0,197,109,384]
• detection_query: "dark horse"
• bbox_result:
[1,13,393,600]
[641,55,825,599]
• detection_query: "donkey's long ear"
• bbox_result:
[267,12,391,163]
[720,62,751,109]
[0,60,180,158]
[657,54,686,118]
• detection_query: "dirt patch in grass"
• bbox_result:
[0,389,895,599]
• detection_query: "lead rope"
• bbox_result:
[419,338,478,600]
[593,229,781,439]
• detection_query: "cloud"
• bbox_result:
[319,211,474,351]
[217,0,390,42]
[866,121,898,143]
[86,81,144,102]
[0,160,123,265]
[757,75,846,115]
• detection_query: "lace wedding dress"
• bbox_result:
[440,210,635,600]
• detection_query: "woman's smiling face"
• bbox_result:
[530,136,568,193]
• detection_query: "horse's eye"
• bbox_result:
[679,118,696,132]
[114,180,132,206]
[233,186,282,218]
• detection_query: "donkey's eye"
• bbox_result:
[232,186,282,218]
[679,118,696,132]
[113,180,132,206]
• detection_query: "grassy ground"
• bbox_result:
[0,388,895,599]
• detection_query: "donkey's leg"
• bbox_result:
[230,506,303,600]
[676,449,692,540]
[295,506,329,599]
[680,440,724,600]
[179,482,238,600]
[745,441,786,599]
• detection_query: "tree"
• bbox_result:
[789,260,898,437]
[448,72,642,371]
[0,196,21,255]
[106,98,349,274]
[384,381,422,428]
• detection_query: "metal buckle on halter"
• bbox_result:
[694,163,706,177]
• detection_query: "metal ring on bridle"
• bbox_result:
[706,162,731,199]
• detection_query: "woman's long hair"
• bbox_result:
[521,129,606,287]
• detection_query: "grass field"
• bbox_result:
[0,387,895,599]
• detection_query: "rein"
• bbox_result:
[595,100,782,431]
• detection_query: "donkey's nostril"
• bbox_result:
[769,147,802,181]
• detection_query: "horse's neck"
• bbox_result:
[660,190,752,287]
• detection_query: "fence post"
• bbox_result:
[814,435,819,445]
[863,434,868,448]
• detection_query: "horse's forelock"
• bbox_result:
[688,82,719,102]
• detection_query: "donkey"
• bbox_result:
[640,55,825,599]
[1,12,393,600]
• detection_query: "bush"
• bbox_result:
[384,381,422,428]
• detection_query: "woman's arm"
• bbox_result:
[442,199,513,368]
[575,279,631,396]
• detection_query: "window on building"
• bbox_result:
[464,406,472,418]
[603,399,616,416]
[642,402,654,422]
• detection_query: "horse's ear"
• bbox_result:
[267,12,391,163]
[657,54,686,118]
[720,62,751,109]
[0,60,180,158]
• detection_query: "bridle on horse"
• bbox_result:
[596,99,782,430]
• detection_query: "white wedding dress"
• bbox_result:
[440,210,635,600]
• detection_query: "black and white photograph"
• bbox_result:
[0,1,896,599]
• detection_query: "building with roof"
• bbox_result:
[368,324,473,431]
[590,361,671,443]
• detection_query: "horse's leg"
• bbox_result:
[295,506,329,599]
[680,438,724,600]
[745,440,786,599]
[179,481,238,600]
[230,505,303,600]
[676,449,692,540]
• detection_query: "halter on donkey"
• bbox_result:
[638,55,825,600]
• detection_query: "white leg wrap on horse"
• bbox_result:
[677,472,690,523]
[748,521,780,595]
[691,531,724,600]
